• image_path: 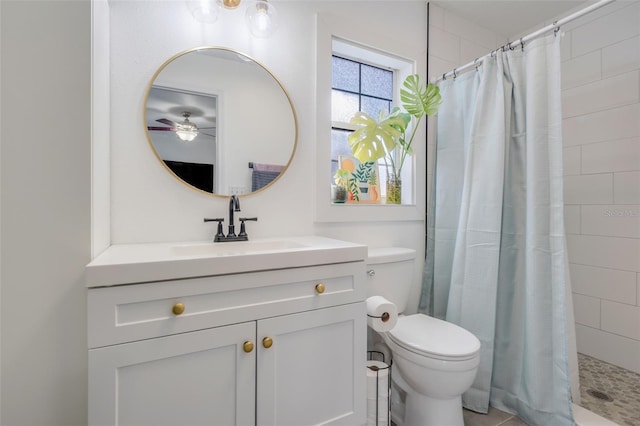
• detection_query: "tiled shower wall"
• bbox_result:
[561,1,640,374]
[427,2,640,374]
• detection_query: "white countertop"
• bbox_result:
[85,235,367,287]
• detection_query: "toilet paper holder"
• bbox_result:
[367,351,392,426]
[367,312,391,322]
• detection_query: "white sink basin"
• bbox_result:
[85,236,367,287]
[171,240,309,257]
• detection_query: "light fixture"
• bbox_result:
[185,0,221,23]
[175,112,199,142]
[246,0,278,38]
[221,0,241,9]
[186,0,279,37]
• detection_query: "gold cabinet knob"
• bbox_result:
[172,302,185,316]
[262,337,273,349]
[243,341,254,353]
[315,283,326,294]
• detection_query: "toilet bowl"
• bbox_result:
[367,248,481,426]
[382,314,480,426]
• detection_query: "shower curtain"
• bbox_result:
[420,35,574,426]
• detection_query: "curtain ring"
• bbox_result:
[553,20,560,37]
[520,37,525,50]
[509,41,516,51]
[491,49,497,58]
[453,68,457,79]
[474,57,480,71]
[442,72,447,81]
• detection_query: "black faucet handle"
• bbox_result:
[238,217,258,238]
[204,218,225,242]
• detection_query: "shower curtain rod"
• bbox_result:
[432,0,616,83]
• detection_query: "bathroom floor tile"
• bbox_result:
[463,407,519,426]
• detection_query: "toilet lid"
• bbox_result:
[388,314,480,359]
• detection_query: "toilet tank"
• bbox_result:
[367,247,416,314]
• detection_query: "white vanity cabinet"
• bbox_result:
[86,237,368,426]
[89,321,257,426]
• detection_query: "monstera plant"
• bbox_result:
[347,74,442,203]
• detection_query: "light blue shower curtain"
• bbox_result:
[420,35,574,426]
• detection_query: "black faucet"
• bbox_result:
[227,195,241,238]
[205,195,256,242]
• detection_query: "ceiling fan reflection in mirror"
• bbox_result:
[148,111,216,142]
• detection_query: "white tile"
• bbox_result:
[563,103,640,147]
[573,404,618,426]
[428,3,445,30]
[561,31,572,62]
[572,2,640,57]
[562,71,639,118]
[567,234,640,272]
[428,56,457,83]
[573,293,601,328]
[563,146,581,176]
[603,35,640,78]
[562,51,601,91]
[443,9,498,50]
[460,38,490,66]
[582,137,640,174]
[563,174,613,205]
[582,204,640,238]
[564,205,581,234]
[570,263,638,304]
[601,300,640,339]
[575,323,640,373]
[614,171,640,204]
[429,27,460,65]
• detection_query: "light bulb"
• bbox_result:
[186,0,220,23]
[176,128,198,142]
[246,0,278,38]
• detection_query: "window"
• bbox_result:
[330,39,415,205]
[331,56,394,188]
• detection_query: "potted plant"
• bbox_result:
[347,74,442,204]
[332,168,350,203]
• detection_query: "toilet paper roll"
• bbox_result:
[366,360,390,426]
[366,296,398,332]
[366,361,390,398]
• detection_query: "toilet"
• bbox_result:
[367,247,481,426]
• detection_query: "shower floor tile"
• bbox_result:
[578,353,640,426]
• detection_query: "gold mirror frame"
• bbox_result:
[143,46,298,197]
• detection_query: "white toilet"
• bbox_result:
[367,247,481,426]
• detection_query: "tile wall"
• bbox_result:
[428,1,640,373]
[561,0,640,374]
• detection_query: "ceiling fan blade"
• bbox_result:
[148,126,175,131]
[156,118,176,126]
[201,132,216,138]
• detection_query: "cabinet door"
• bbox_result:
[89,322,256,426]
[257,303,366,426]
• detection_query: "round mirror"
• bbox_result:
[144,47,298,196]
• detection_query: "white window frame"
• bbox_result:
[315,15,425,223]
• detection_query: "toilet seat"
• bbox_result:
[387,314,480,361]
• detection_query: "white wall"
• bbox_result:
[0,1,91,425]
[559,0,640,374]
